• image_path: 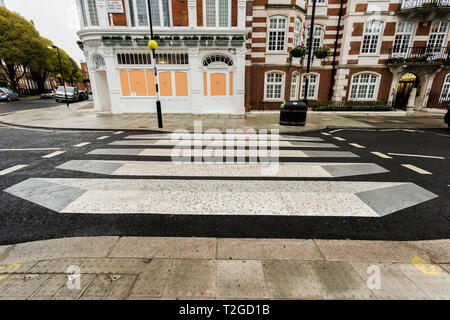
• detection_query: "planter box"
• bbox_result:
[199,40,214,46]
[184,40,199,46]
[135,40,149,46]
[171,40,182,46]
[231,40,244,46]
[215,40,229,46]
[119,40,133,46]
[102,40,117,46]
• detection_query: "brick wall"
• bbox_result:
[172,0,188,26]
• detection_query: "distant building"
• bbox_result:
[80,61,91,91]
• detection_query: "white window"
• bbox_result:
[349,73,380,100]
[294,18,302,47]
[392,21,414,57]
[87,0,99,26]
[265,72,284,100]
[317,0,326,3]
[129,0,171,27]
[290,73,300,100]
[440,74,450,101]
[305,26,324,52]
[361,21,382,54]
[300,73,319,99]
[205,0,230,27]
[268,16,287,51]
[78,0,88,26]
[427,21,448,58]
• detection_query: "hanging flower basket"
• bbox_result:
[290,45,307,58]
[183,36,199,46]
[314,46,330,59]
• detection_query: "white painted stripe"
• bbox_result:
[329,129,343,134]
[0,164,28,175]
[97,136,110,140]
[0,148,60,151]
[321,132,331,136]
[42,151,66,158]
[401,164,432,175]
[125,134,323,142]
[110,140,336,148]
[113,131,124,135]
[371,152,392,159]
[388,153,445,160]
[74,142,91,148]
[333,137,346,141]
[349,143,366,149]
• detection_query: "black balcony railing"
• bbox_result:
[387,46,450,64]
[401,0,450,10]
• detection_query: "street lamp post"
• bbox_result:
[50,45,69,108]
[147,0,163,128]
[304,0,317,105]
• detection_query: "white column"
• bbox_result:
[189,48,203,114]
[421,74,436,110]
[238,0,246,28]
[188,0,197,27]
[235,48,246,114]
[102,48,121,113]
[388,75,400,104]
[96,0,109,27]
[407,87,417,113]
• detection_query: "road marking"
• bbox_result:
[388,153,445,160]
[349,143,366,149]
[113,131,124,135]
[0,165,28,176]
[109,140,338,148]
[321,132,331,136]
[42,151,65,158]
[74,142,91,148]
[97,136,110,140]
[401,164,432,175]
[333,137,346,141]
[0,148,60,151]
[329,129,343,134]
[371,152,392,159]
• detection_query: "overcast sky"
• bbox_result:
[5,0,84,65]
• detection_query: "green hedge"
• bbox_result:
[311,101,393,111]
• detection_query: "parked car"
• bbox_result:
[0,87,20,102]
[55,86,80,103]
[40,90,55,99]
[78,90,89,101]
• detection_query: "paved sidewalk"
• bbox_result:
[0,237,448,300]
[0,104,447,132]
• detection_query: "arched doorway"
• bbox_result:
[394,73,419,109]
[92,55,111,112]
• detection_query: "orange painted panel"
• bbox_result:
[229,72,233,96]
[129,70,147,96]
[203,72,207,96]
[146,70,156,96]
[211,73,226,96]
[159,72,172,96]
[120,70,130,96]
[175,72,188,96]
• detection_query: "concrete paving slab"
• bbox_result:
[216,260,269,299]
[0,274,51,299]
[412,240,450,263]
[31,274,67,298]
[350,262,428,300]
[0,237,119,264]
[162,260,217,298]
[395,263,450,299]
[29,259,86,274]
[309,261,375,299]
[263,261,326,299]
[315,240,434,263]
[439,264,450,273]
[129,259,173,298]
[108,237,216,259]
[217,239,324,260]
[52,274,95,300]
[79,258,129,274]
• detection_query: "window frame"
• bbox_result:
[392,21,414,58]
[293,18,302,47]
[264,71,285,101]
[290,72,300,100]
[300,73,320,100]
[440,74,450,101]
[361,20,383,55]
[348,72,381,101]
[78,0,99,26]
[125,0,172,27]
[203,0,232,28]
[267,15,288,52]
[305,25,324,52]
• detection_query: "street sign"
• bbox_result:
[107,1,124,13]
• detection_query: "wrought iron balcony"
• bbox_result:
[387,46,450,64]
[401,0,450,10]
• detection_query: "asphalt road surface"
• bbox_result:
[0,125,448,245]
[0,98,90,114]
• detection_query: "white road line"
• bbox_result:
[321,132,331,136]
[349,143,366,149]
[371,152,392,159]
[329,129,343,134]
[97,136,110,140]
[0,164,28,176]
[42,151,65,158]
[388,153,445,160]
[0,148,60,151]
[333,137,346,141]
[113,131,124,135]
[401,164,432,175]
[74,142,91,148]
